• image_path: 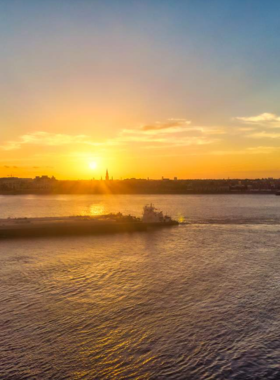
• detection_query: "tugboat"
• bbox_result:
[142,204,178,225]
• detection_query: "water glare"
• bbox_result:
[1,194,280,379]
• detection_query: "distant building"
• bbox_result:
[105,169,109,181]
[33,176,56,190]
[0,177,32,191]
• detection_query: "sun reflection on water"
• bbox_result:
[178,214,185,223]
[89,204,105,216]
[80,203,106,216]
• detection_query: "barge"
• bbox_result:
[0,205,178,239]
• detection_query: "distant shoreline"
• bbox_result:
[1,177,279,195]
[0,190,277,195]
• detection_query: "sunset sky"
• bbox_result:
[1,0,280,179]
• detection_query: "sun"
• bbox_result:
[89,161,97,170]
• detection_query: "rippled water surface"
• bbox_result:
[1,194,280,379]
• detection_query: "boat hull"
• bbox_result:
[0,217,178,239]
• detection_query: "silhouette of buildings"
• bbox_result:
[0,176,279,194]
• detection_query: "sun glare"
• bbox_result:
[89,161,97,170]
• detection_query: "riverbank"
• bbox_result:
[0,190,278,195]
[1,177,279,195]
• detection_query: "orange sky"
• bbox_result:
[1,2,280,179]
[1,114,280,180]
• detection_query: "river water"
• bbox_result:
[1,194,280,379]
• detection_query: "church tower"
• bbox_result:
[105,169,109,181]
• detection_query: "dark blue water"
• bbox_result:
[1,195,280,379]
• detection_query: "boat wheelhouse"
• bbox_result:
[142,204,173,224]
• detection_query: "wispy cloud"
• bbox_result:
[142,137,217,149]
[234,112,280,140]
[120,118,223,147]
[0,131,108,151]
[211,146,277,155]
[0,119,223,152]
[141,118,191,132]
[2,165,51,170]
[235,113,280,127]
[247,131,280,139]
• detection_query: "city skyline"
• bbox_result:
[1,174,279,196]
[1,1,280,179]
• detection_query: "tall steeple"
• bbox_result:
[105,169,109,181]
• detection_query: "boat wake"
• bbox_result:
[181,217,280,226]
